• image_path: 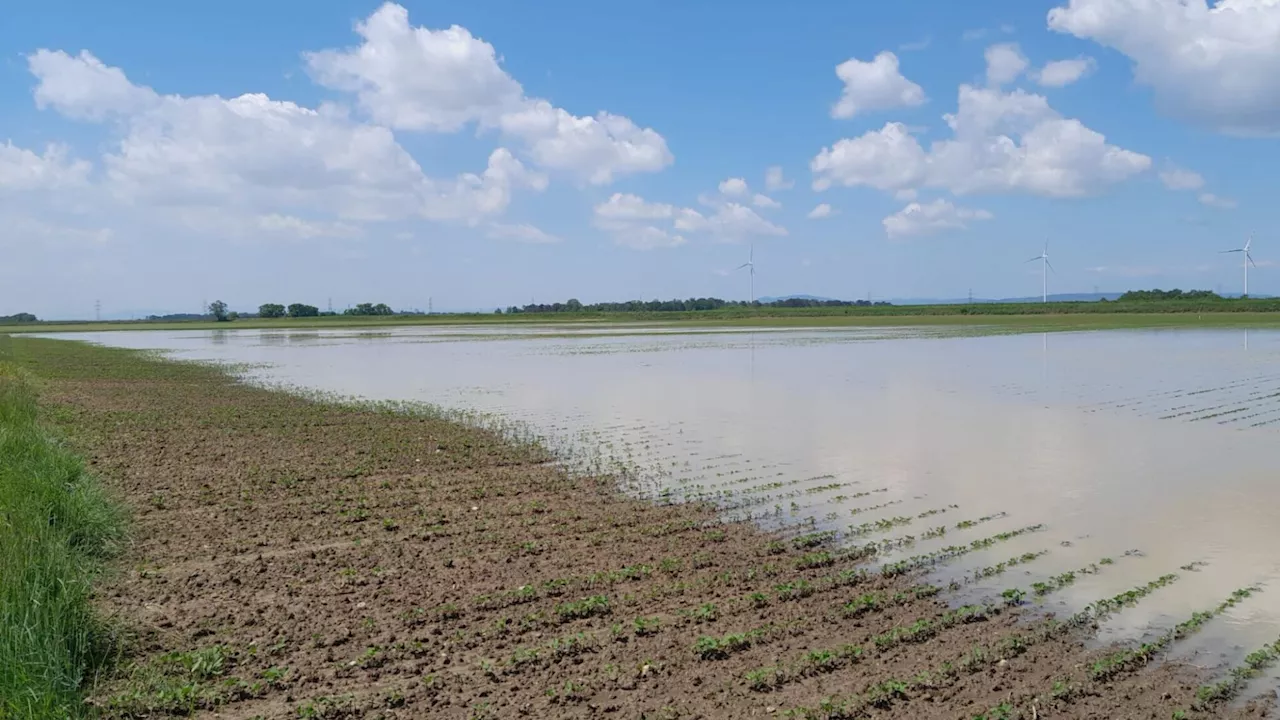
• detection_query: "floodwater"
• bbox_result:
[48,324,1280,679]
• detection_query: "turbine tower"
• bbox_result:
[1220,233,1256,298]
[736,243,756,304]
[1025,240,1053,303]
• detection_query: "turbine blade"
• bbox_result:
[1249,253,1258,268]
[1221,249,1243,253]
[1025,256,1042,263]
[1045,258,1057,274]
[735,263,750,270]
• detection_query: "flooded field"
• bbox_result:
[52,324,1280,692]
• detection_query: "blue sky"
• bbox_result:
[1,0,1277,318]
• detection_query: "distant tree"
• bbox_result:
[288,303,320,318]
[565,298,583,312]
[1119,289,1223,302]
[343,302,395,316]
[259,303,286,318]
[208,300,229,322]
[0,312,38,324]
[227,311,240,321]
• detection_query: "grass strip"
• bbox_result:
[0,361,126,719]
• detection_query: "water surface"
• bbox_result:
[49,325,1280,675]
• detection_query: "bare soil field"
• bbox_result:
[6,336,1275,719]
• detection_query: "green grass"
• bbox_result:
[10,300,1280,335]
[0,360,126,718]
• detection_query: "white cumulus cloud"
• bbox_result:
[1033,57,1096,87]
[811,122,929,192]
[24,48,546,231]
[807,203,835,219]
[1199,192,1238,209]
[612,225,688,250]
[593,192,676,223]
[718,177,749,196]
[691,202,788,241]
[985,43,1029,86]
[0,142,91,190]
[28,49,158,120]
[812,84,1151,197]
[1159,166,1206,191]
[593,189,786,249]
[764,166,794,191]
[831,51,926,119]
[1048,0,1280,134]
[256,214,364,240]
[486,222,562,244]
[303,5,520,132]
[752,193,780,209]
[305,3,672,183]
[882,199,993,238]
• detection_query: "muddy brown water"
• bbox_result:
[48,325,1280,690]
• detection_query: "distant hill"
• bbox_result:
[884,292,1272,304]
[987,292,1124,304]
[756,294,840,303]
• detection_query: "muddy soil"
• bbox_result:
[7,337,1274,719]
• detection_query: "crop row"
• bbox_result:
[919,511,1008,540]
[968,550,1049,583]
[998,553,1121,605]
[880,524,1045,577]
[778,570,1189,719]
[968,584,1266,718]
[1088,586,1260,682]
[1190,635,1280,710]
[744,602,995,692]
[846,505,963,539]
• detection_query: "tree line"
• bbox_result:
[1114,289,1224,302]
[0,312,38,324]
[499,297,890,314]
[202,301,397,321]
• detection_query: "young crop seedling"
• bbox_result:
[972,550,1049,582]
[633,616,661,636]
[842,593,882,618]
[791,531,836,550]
[847,515,915,538]
[556,595,611,623]
[795,551,835,570]
[848,499,903,516]
[691,603,718,623]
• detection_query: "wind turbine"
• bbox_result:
[1220,233,1256,298]
[736,243,756,304]
[1025,240,1054,303]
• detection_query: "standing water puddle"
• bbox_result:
[47,325,1280,672]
